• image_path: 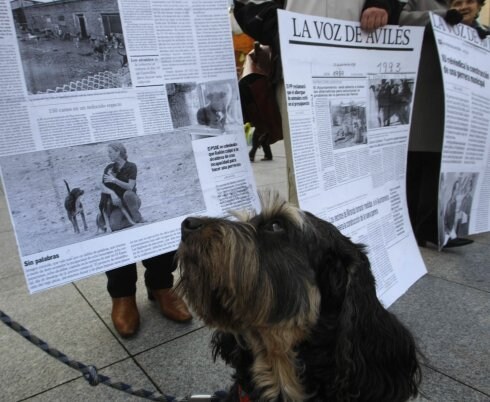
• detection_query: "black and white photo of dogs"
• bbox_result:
[177,192,421,402]
[0,133,204,256]
[63,179,88,234]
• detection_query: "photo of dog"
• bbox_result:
[177,192,421,402]
[96,194,112,234]
[95,193,136,234]
[63,180,88,234]
[0,132,205,256]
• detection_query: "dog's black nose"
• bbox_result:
[181,217,204,240]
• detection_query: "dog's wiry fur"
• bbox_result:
[177,192,421,402]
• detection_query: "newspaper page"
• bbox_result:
[277,10,427,307]
[430,13,490,248]
[0,0,259,293]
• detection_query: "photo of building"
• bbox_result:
[11,0,130,94]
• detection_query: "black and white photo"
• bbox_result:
[1,0,261,293]
[368,77,414,129]
[330,100,367,150]
[166,79,242,135]
[11,0,131,94]
[438,172,478,245]
[0,132,204,256]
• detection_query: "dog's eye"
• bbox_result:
[272,222,282,232]
[264,221,284,233]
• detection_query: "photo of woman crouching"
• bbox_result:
[98,142,143,233]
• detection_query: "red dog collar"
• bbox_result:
[238,385,251,402]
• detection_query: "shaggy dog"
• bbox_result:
[177,192,421,402]
[63,180,88,234]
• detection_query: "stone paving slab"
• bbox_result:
[23,359,158,402]
[0,230,23,281]
[390,275,490,397]
[136,327,233,398]
[74,266,205,356]
[419,365,490,402]
[0,274,129,400]
[419,236,490,293]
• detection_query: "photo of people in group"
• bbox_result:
[368,77,415,129]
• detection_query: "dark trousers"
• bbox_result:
[249,131,273,160]
[406,151,441,244]
[240,74,273,161]
[106,251,176,298]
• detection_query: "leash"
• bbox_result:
[0,309,225,401]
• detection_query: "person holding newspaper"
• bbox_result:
[239,42,282,162]
[234,0,404,205]
[107,251,192,338]
[400,0,488,33]
[100,142,192,338]
[450,0,489,35]
[400,1,485,248]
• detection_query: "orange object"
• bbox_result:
[233,33,255,77]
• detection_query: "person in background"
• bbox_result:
[399,0,449,25]
[400,0,485,248]
[239,42,282,162]
[107,251,192,338]
[449,0,489,34]
[400,0,488,30]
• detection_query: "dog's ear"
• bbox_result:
[335,243,421,401]
[305,213,421,401]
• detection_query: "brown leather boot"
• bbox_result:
[111,295,140,338]
[148,288,193,322]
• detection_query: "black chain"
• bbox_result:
[0,310,224,401]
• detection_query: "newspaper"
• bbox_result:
[430,13,490,248]
[0,0,259,293]
[277,10,427,307]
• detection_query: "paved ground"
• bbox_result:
[0,141,488,401]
